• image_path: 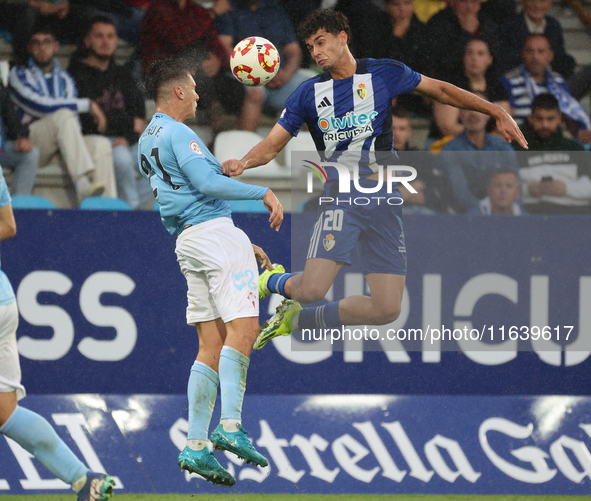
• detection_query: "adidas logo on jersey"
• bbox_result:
[317,97,332,108]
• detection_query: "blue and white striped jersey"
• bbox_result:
[0,168,15,306]
[9,59,90,125]
[138,113,268,235]
[278,58,422,181]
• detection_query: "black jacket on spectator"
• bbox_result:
[360,15,431,76]
[498,13,576,78]
[426,7,500,83]
[0,81,29,141]
[68,57,145,144]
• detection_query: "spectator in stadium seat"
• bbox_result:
[0,81,39,196]
[359,0,431,115]
[498,0,575,78]
[140,0,232,114]
[500,34,591,143]
[468,167,525,215]
[69,16,146,209]
[432,38,509,141]
[393,107,449,214]
[216,0,314,131]
[441,93,519,212]
[426,0,500,83]
[278,0,322,68]
[8,27,116,203]
[512,93,591,215]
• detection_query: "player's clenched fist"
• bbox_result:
[263,189,283,231]
[222,159,246,177]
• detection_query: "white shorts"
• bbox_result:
[175,217,259,324]
[0,301,26,400]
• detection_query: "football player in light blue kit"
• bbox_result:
[139,58,283,487]
[223,9,528,348]
[0,169,115,501]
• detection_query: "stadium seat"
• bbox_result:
[228,199,268,213]
[213,131,288,178]
[10,195,57,209]
[79,197,131,210]
[284,131,318,169]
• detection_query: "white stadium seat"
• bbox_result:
[283,131,318,169]
[213,130,288,178]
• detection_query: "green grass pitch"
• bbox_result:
[2,495,591,501]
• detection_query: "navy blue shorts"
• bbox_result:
[306,180,407,275]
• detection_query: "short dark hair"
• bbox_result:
[522,33,552,51]
[297,9,351,42]
[392,105,411,120]
[29,24,57,42]
[144,57,195,102]
[492,166,519,179]
[84,15,117,38]
[531,93,560,112]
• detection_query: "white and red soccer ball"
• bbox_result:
[230,37,280,87]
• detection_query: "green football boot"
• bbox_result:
[177,446,236,486]
[254,298,302,350]
[211,423,269,467]
[258,263,286,300]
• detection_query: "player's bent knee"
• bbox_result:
[296,282,330,304]
[372,305,401,325]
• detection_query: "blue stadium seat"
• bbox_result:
[79,197,131,210]
[228,200,267,213]
[10,195,57,209]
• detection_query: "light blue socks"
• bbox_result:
[0,406,87,485]
[219,346,250,421]
[187,360,219,441]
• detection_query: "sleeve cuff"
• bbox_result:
[77,98,91,113]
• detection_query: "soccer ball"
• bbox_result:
[230,37,280,87]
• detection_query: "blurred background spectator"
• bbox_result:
[140,0,239,125]
[278,0,322,68]
[499,0,576,78]
[217,0,314,131]
[500,34,591,143]
[468,167,524,215]
[426,0,500,83]
[9,27,116,202]
[512,93,591,214]
[0,80,39,196]
[394,107,450,214]
[357,0,432,115]
[430,38,508,143]
[0,1,92,64]
[441,93,519,212]
[69,16,146,209]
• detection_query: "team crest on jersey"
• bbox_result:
[248,291,257,308]
[323,233,335,251]
[356,82,367,100]
[189,141,202,155]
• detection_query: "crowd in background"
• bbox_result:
[0,0,590,214]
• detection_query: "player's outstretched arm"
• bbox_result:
[222,124,292,177]
[0,204,16,242]
[263,189,283,232]
[415,75,528,149]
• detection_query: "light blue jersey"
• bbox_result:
[138,113,268,235]
[0,168,15,306]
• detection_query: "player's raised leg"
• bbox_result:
[0,304,115,501]
[256,267,406,349]
[178,318,236,487]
